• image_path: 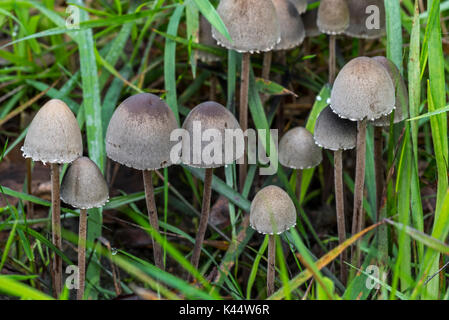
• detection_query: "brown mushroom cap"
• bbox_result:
[212,0,281,53]
[181,101,242,168]
[272,0,306,50]
[290,0,308,14]
[198,15,221,63]
[345,0,386,39]
[370,56,409,126]
[317,0,350,35]
[279,127,322,169]
[60,157,109,209]
[314,106,357,151]
[22,99,82,164]
[302,6,320,37]
[330,57,395,121]
[105,93,179,171]
[250,185,296,235]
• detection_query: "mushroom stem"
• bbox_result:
[26,158,33,219]
[296,169,302,201]
[77,209,87,300]
[374,126,384,220]
[190,168,214,278]
[334,149,347,283]
[239,52,251,192]
[142,170,164,271]
[262,51,272,81]
[50,163,62,297]
[267,234,276,296]
[329,35,336,85]
[209,75,217,101]
[351,119,367,265]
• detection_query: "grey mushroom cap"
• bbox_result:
[212,0,281,53]
[330,57,395,121]
[272,0,306,51]
[317,0,350,35]
[279,127,322,169]
[290,0,308,14]
[345,0,386,39]
[181,101,242,169]
[302,6,320,37]
[60,157,109,210]
[314,106,357,151]
[197,15,221,63]
[106,93,179,171]
[370,56,409,126]
[21,99,82,164]
[250,185,297,235]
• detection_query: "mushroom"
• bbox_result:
[303,4,320,38]
[60,156,109,300]
[345,0,386,40]
[181,101,242,276]
[279,127,322,200]
[212,0,281,191]
[22,98,82,297]
[314,106,357,282]
[250,185,296,296]
[370,56,408,215]
[317,0,350,84]
[290,0,308,15]
[330,57,395,262]
[105,93,179,270]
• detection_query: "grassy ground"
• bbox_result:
[0,0,449,300]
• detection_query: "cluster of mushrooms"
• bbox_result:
[20,0,407,298]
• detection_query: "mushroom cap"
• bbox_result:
[21,99,82,164]
[212,0,281,53]
[314,106,357,151]
[302,6,321,37]
[272,0,306,50]
[330,57,395,121]
[279,127,322,169]
[250,185,297,235]
[370,56,409,126]
[290,0,308,14]
[60,157,109,210]
[317,0,350,35]
[198,15,221,63]
[345,0,386,39]
[181,101,242,168]
[105,93,179,171]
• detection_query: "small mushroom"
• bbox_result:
[250,185,296,296]
[314,106,357,283]
[302,4,320,38]
[345,0,386,39]
[22,98,83,297]
[330,57,395,264]
[279,127,322,200]
[317,0,350,84]
[182,101,242,277]
[60,156,109,300]
[106,93,179,271]
[212,0,281,191]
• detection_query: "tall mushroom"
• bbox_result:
[105,93,179,270]
[250,185,296,296]
[212,0,281,191]
[22,99,82,297]
[181,101,242,276]
[60,156,109,300]
[314,106,357,282]
[330,57,395,264]
[279,127,322,200]
[317,0,350,84]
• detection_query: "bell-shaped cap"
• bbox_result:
[60,157,109,209]
[106,93,179,171]
[212,0,281,53]
[181,101,242,168]
[345,0,386,39]
[330,57,395,121]
[22,99,82,164]
[370,56,409,126]
[317,0,350,35]
[314,106,357,151]
[198,15,221,63]
[272,0,305,50]
[250,185,296,235]
[303,6,320,37]
[279,127,322,169]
